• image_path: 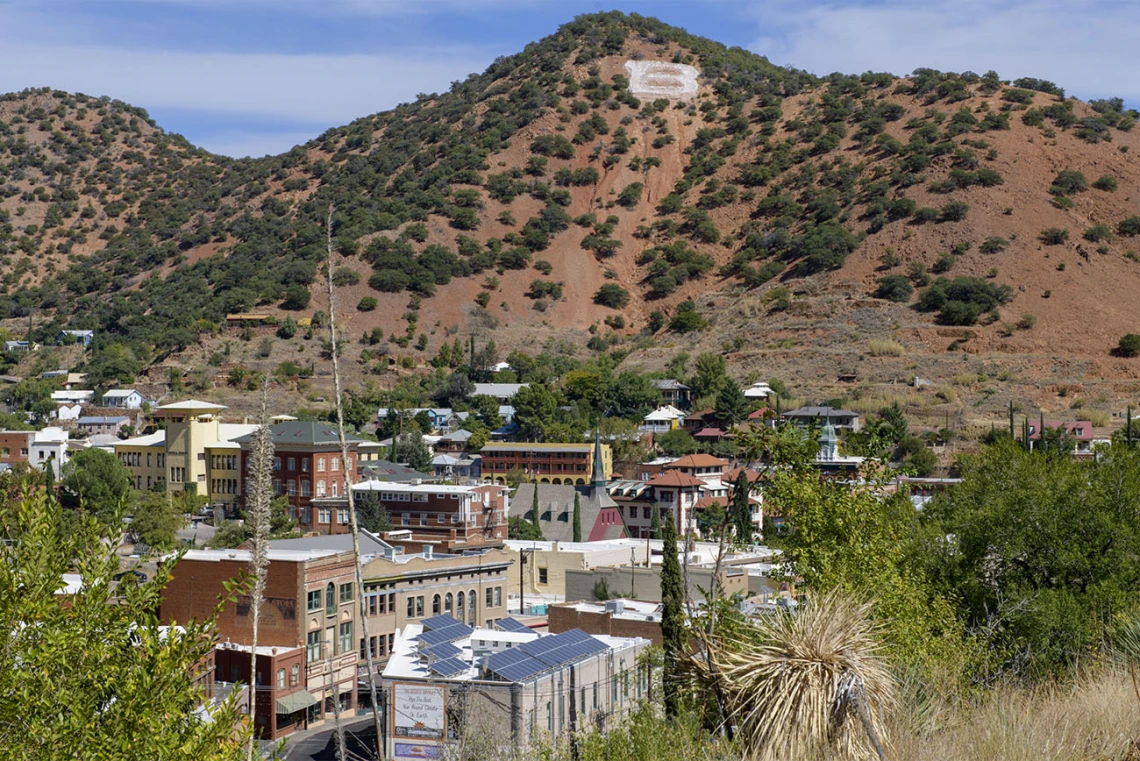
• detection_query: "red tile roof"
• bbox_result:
[666,454,729,469]
[1028,421,1095,441]
[647,470,706,488]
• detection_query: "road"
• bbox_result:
[280,716,379,761]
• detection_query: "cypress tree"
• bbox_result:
[660,513,685,717]
[572,492,582,542]
[650,502,662,540]
[531,481,540,526]
[730,470,753,546]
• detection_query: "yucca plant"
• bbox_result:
[683,593,895,761]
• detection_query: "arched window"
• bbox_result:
[468,591,477,626]
[432,594,441,615]
[444,593,453,614]
[456,590,465,621]
[325,582,335,616]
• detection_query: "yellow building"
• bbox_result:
[114,400,255,507]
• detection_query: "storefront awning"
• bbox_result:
[276,690,319,714]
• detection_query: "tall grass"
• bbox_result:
[868,339,905,357]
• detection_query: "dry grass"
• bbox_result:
[868,339,905,357]
[846,393,924,415]
[890,669,1140,761]
[1084,409,1112,427]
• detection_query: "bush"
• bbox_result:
[918,276,1014,325]
[874,275,913,303]
[1083,224,1113,242]
[670,309,708,334]
[530,135,575,159]
[913,207,940,224]
[1118,217,1140,237]
[1093,175,1119,192]
[357,296,377,311]
[1050,169,1088,195]
[1039,228,1069,245]
[980,236,1008,254]
[616,182,644,208]
[280,284,311,310]
[1119,334,1140,357]
[331,267,361,287]
[594,283,630,309]
[369,269,411,293]
[940,201,970,222]
[868,339,904,357]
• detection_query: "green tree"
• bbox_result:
[573,492,582,542]
[509,515,544,541]
[512,383,559,439]
[403,432,433,472]
[697,500,725,537]
[357,491,393,534]
[658,428,698,457]
[730,470,754,545]
[59,448,133,520]
[650,503,662,540]
[606,371,659,419]
[0,490,249,759]
[128,492,183,550]
[1118,334,1140,357]
[690,352,727,400]
[660,512,685,717]
[714,379,749,426]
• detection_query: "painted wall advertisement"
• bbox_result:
[392,682,446,743]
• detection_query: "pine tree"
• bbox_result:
[531,482,541,526]
[573,491,582,542]
[660,513,685,717]
[731,469,754,546]
[650,502,662,540]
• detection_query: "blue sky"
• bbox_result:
[2,0,1137,158]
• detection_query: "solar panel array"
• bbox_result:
[420,642,462,661]
[422,614,463,631]
[418,623,473,647]
[494,617,531,633]
[428,657,470,677]
[482,629,608,683]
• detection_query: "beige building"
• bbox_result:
[504,539,640,599]
[114,400,255,506]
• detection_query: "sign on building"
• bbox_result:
[392,683,446,742]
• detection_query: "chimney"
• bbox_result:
[383,547,397,561]
[422,545,433,559]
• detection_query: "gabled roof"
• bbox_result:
[651,379,690,391]
[358,459,435,482]
[692,427,727,438]
[157,399,226,413]
[783,406,859,419]
[1028,421,1096,441]
[666,454,729,469]
[76,416,129,425]
[103,389,139,398]
[510,483,623,543]
[643,405,685,421]
[471,383,528,398]
[647,471,706,488]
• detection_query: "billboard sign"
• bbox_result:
[391,682,446,741]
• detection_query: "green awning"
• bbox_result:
[276,691,319,714]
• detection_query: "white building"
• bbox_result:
[382,615,652,757]
[50,389,94,405]
[743,382,773,400]
[471,383,528,403]
[638,405,685,435]
[30,426,70,478]
[102,389,144,409]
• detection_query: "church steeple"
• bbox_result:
[817,408,839,462]
[591,426,606,492]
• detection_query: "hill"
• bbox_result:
[3,11,1140,425]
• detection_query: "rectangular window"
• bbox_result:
[277,669,285,688]
[287,480,297,497]
[337,508,347,524]
[272,457,281,471]
[316,480,327,498]
[547,703,552,733]
[580,687,586,713]
[318,508,331,524]
[368,595,378,616]
[538,568,549,585]
[301,481,311,497]
[494,587,501,607]
[339,583,353,603]
[331,457,339,471]
[301,458,310,472]
[317,457,326,472]
[559,693,565,728]
[416,596,424,617]
[339,622,352,655]
[288,457,296,471]
[331,481,339,497]
[593,683,598,710]
[306,630,321,663]
[407,597,415,618]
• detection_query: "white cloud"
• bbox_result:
[0,43,493,124]
[750,0,1140,103]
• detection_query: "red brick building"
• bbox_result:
[0,430,31,471]
[547,599,663,645]
[159,547,360,737]
[350,481,509,544]
[214,643,308,740]
[235,421,365,529]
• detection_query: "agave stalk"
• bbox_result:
[683,592,894,761]
[324,204,384,759]
[245,383,274,761]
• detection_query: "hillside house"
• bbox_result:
[743,382,773,400]
[781,406,862,432]
[639,405,685,434]
[470,383,528,403]
[651,379,691,408]
[102,389,144,409]
[76,415,130,437]
[1028,420,1109,459]
[57,329,94,347]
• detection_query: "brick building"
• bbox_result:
[234,421,365,528]
[547,599,663,645]
[213,643,309,740]
[480,442,612,485]
[349,481,509,544]
[159,548,360,736]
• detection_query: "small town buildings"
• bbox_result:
[0,430,30,472]
[29,426,69,478]
[639,405,685,435]
[651,379,691,408]
[434,428,473,454]
[431,453,481,481]
[510,482,626,543]
[743,382,773,401]
[548,599,663,645]
[350,481,509,544]
[57,329,94,346]
[503,539,640,599]
[233,421,365,525]
[50,389,94,405]
[480,441,612,485]
[781,405,862,432]
[102,389,144,409]
[1027,420,1109,459]
[75,415,130,437]
[470,383,528,403]
[159,547,360,735]
[214,643,309,740]
[381,616,651,756]
[4,340,39,352]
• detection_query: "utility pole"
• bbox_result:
[519,547,526,615]
[630,548,636,599]
[569,665,579,761]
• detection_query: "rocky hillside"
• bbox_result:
[3,11,1140,422]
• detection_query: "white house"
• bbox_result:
[51,390,94,405]
[55,403,83,422]
[30,427,70,478]
[57,329,94,347]
[470,383,528,402]
[102,389,144,409]
[743,382,773,400]
[639,405,686,435]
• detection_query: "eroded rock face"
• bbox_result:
[624,60,700,100]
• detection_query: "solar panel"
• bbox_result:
[422,614,463,631]
[429,657,470,677]
[495,617,531,633]
[421,642,462,661]
[484,648,548,682]
[417,622,474,646]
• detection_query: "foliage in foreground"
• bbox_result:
[0,490,251,760]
